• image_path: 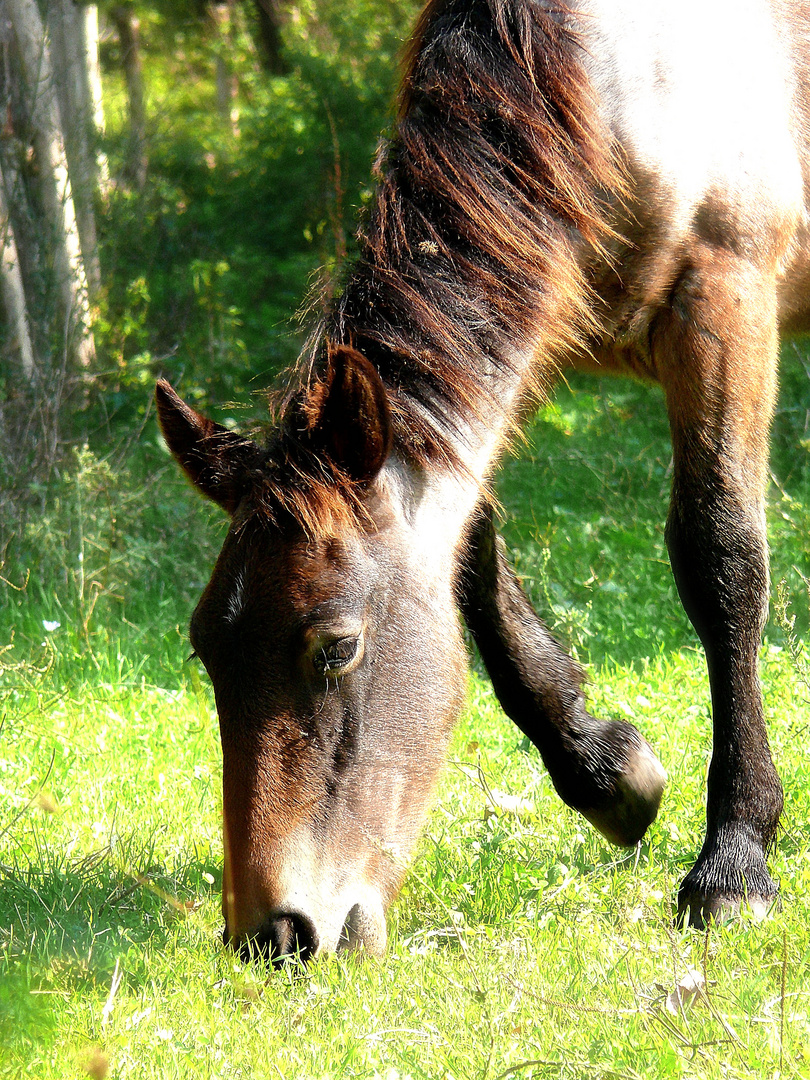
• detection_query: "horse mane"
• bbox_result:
[254,0,622,535]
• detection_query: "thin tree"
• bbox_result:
[250,0,288,75]
[84,4,109,190]
[209,2,239,136]
[0,159,37,385]
[47,1,102,298]
[47,0,102,299]
[111,4,147,190]
[6,0,95,370]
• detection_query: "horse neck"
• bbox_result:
[377,453,479,577]
[378,356,531,572]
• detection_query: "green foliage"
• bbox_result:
[95,0,420,422]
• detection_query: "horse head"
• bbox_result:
[156,346,470,962]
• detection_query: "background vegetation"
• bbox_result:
[1,3,810,1078]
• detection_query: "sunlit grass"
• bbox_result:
[2,651,810,1079]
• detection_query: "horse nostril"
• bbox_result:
[264,912,318,966]
[235,911,319,966]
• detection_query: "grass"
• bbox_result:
[2,659,810,1078]
[2,364,810,1079]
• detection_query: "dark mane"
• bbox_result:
[258,0,622,532]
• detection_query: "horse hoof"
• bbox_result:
[579,735,667,847]
[676,890,776,930]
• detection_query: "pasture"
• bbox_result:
[2,367,810,1079]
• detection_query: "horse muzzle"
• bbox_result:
[223,898,387,966]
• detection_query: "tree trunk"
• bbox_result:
[75,4,109,191]
[47,0,101,299]
[0,118,41,330]
[251,0,288,75]
[0,160,37,385]
[210,2,239,136]
[5,0,95,370]
[84,7,106,138]
[112,4,147,190]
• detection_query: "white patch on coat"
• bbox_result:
[582,0,804,244]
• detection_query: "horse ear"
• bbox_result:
[155,380,259,514]
[309,346,393,484]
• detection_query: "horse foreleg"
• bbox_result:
[655,246,784,928]
[456,501,667,847]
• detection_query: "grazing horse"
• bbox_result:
[156,0,807,961]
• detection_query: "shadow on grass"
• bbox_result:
[0,852,222,1051]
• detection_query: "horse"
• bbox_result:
[156,0,808,963]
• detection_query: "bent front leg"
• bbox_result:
[456,502,666,847]
[655,246,784,927]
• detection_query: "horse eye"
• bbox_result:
[314,635,363,677]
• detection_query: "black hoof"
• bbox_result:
[577,732,667,847]
[676,843,779,929]
[676,888,776,929]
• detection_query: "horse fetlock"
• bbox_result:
[576,728,667,847]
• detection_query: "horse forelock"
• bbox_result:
[235,443,372,541]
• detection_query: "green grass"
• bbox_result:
[4,5,810,1074]
[2,367,810,1079]
[2,658,810,1078]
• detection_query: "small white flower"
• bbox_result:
[42,620,60,632]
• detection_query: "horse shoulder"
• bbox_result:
[579,0,810,365]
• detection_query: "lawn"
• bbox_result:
[2,366,810,1080]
